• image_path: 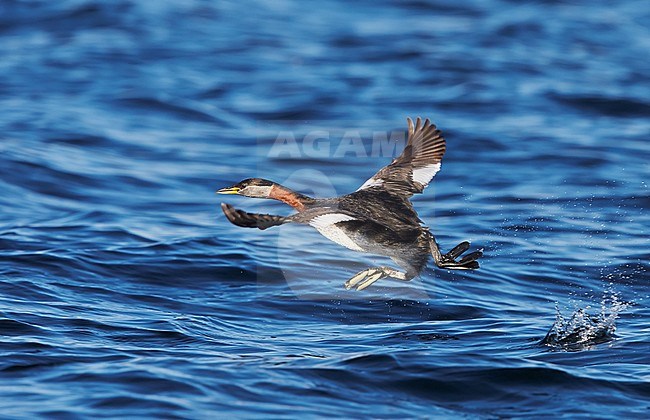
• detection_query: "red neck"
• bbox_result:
[269,185,314,211]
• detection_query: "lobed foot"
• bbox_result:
[438,241,483,270]
[344,266,408,291]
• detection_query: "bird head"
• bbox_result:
[217,178,275,198]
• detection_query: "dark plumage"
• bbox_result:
[218,117,482,290]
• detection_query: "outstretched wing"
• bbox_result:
[221,203,289,230]
[358,117,446,197]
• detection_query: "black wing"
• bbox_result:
[357,117,446,197]
[221,203,288,230]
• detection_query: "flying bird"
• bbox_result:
[218,117,482,290]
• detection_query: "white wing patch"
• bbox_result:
[357,177,383,191]
[309,213,364,252]
[411,162,441,186]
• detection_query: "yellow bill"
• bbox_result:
[217,187,240,195]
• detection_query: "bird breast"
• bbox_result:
[308,214,364,252]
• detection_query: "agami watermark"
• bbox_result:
[267,129,407,159]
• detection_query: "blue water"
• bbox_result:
[1,0,649,417]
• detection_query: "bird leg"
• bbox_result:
[430,239,482,270]
[344,266,411,291]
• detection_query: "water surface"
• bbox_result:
[1,0,649,417]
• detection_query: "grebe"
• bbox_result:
[218,117,482,290]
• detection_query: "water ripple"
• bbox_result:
[0,0,648,417]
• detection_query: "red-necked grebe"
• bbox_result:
[217,117,482,290]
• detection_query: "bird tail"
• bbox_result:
[429,236,482,270]
[221,203,290,230]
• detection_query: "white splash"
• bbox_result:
[542,293,631,351]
